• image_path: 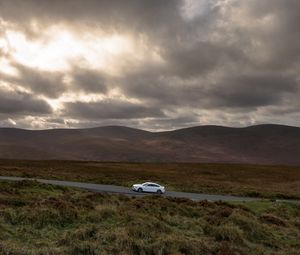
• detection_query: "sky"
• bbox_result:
[0,0,299,131]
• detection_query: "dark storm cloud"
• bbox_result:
[3,64,66,98]
[71,68,108,94]
[165,42,222,78]
[64,100,165,120]
[204,74,300,109]
[0,88,52,115]
[117,68,300,112]
[0,0,182,38]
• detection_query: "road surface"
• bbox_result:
[0,176,296,203]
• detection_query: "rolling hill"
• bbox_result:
[0,124,299,165]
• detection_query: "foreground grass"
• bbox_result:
[0,181,300,255]
[0,160,300,199]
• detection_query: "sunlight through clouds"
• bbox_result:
[4,28,133,72]
[0,58,18,76]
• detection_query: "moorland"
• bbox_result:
[1,160,300,199]
[0,180,300,255]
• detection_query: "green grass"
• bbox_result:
[0,180,300,254]
[0,160,300,199]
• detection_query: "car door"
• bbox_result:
[152,184,160,192]
[148,184,157,193]
[143,184,151,192]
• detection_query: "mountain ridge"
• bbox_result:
[0,124,299,165]
[1,123,298,132]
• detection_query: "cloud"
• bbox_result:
[2,64,66,98]
[0,0,182,37]
[0,0,300,130]
[0,88,52,115]
[204,74,300,108]
[71,68,108,94]
[64,99,165,120]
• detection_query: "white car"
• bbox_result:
[132,182,165,194]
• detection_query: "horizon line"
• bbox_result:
[0,123,298,133]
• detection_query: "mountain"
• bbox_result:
[0,124,299,165]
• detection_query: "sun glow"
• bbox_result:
[1,26,132,72]
[0,58,19,76]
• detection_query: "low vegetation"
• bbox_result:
[0,180,300,254]
[0,160,300,199]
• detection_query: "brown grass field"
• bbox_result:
[0,159,300,199]
[0,180,300,255]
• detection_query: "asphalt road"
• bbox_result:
[0,176,295,203]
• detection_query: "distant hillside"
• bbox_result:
[0,124,299,165]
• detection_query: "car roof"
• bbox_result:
[143,182,160,185]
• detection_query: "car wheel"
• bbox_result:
[138,188,143,193]
[157,190,162,194]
